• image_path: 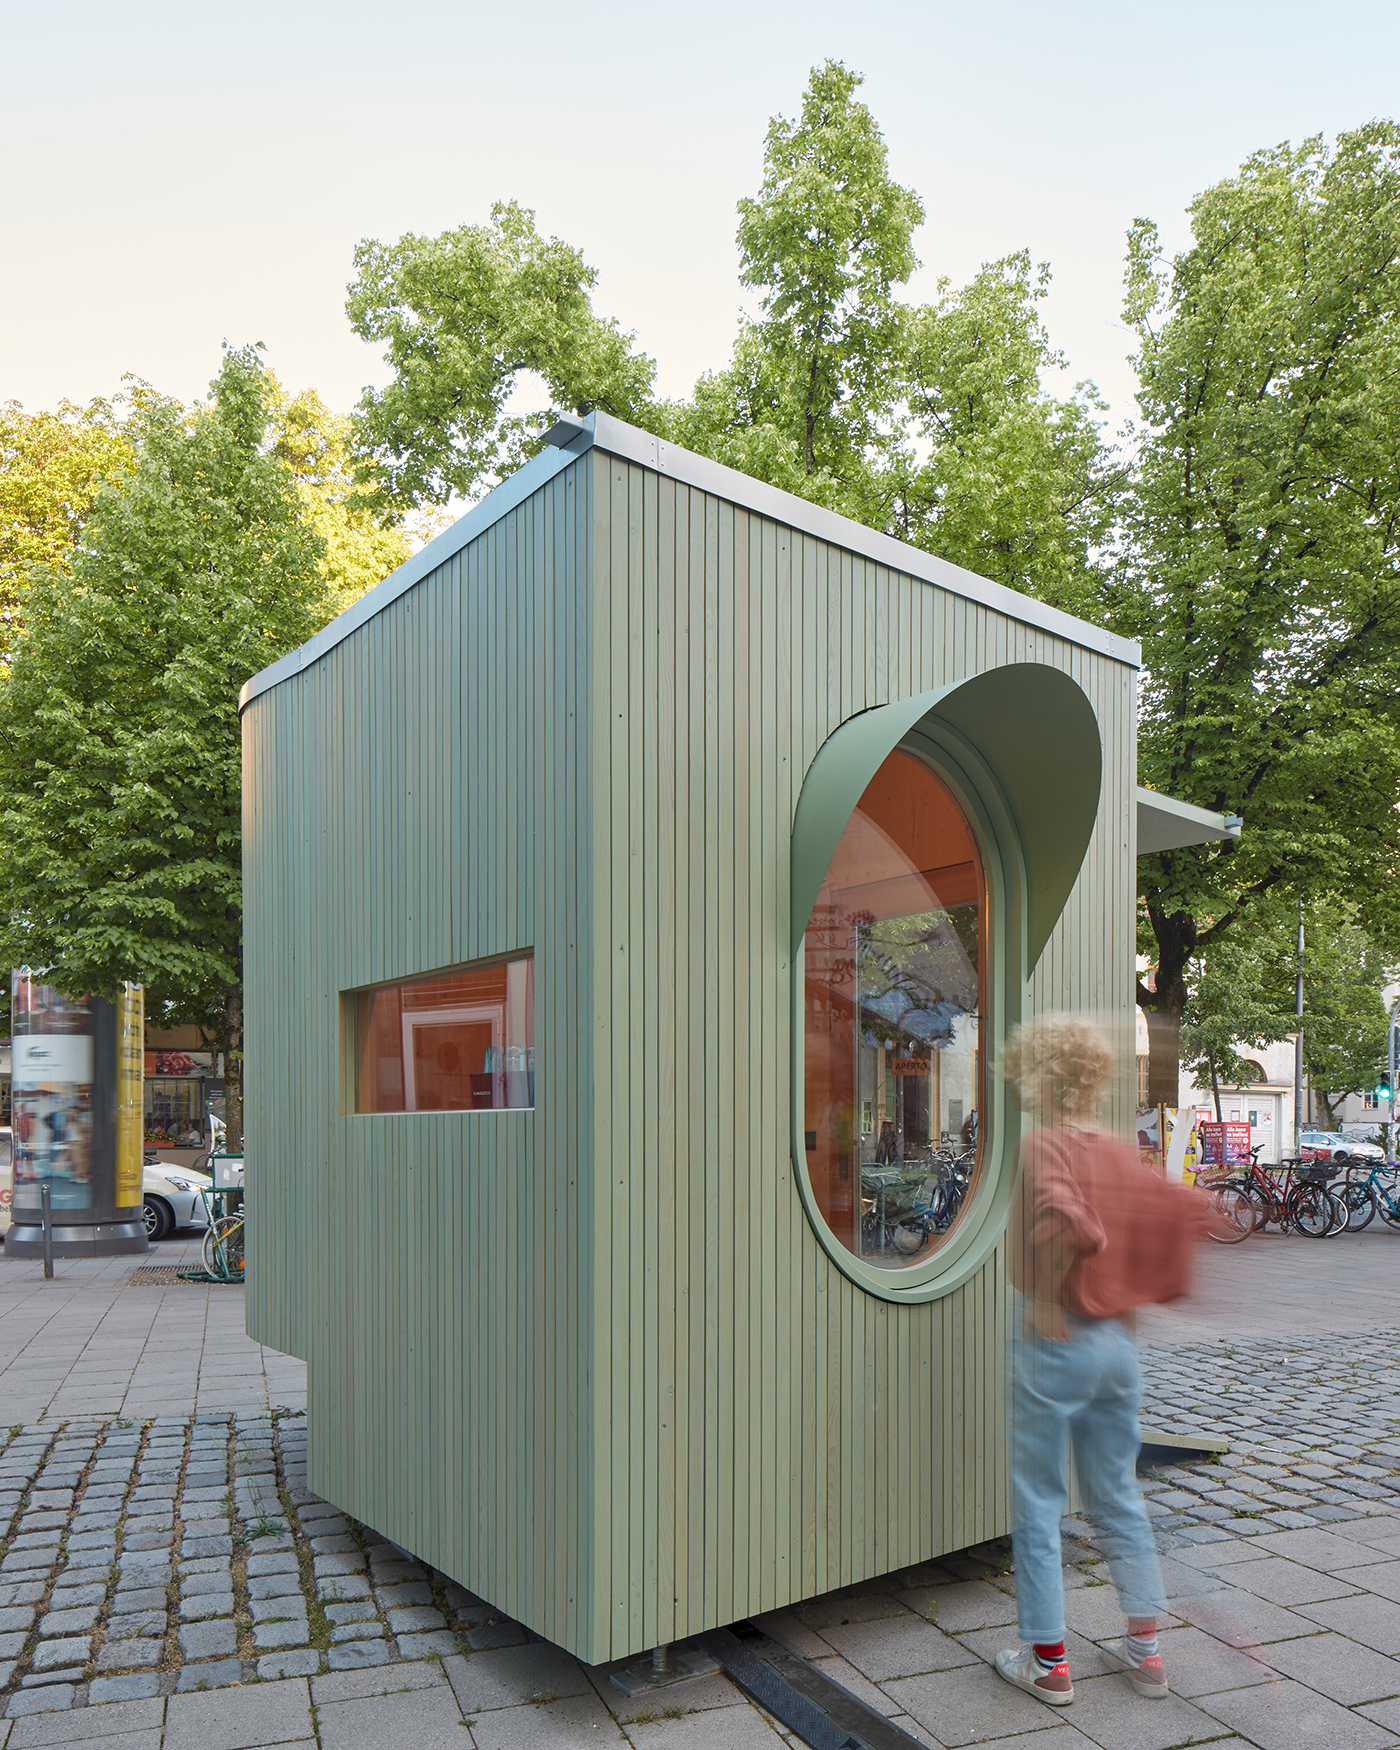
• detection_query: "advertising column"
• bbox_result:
[6,970,148,1259]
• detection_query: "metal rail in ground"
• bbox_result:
[701,1621,930,1750]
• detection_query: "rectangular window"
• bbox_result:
[344,955,534,1114]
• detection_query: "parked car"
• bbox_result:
[1300,1128,1386,1164]
[0,1133,210,1243]
[143,1157,214,1241]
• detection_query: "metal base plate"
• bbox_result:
[609,1644,720,1698]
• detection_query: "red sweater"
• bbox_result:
[1010,1125,1208,1320]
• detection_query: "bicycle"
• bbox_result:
[1200,1151,1342,1237]
[1338,1160,1400,1231]
[201,1209,245,1281]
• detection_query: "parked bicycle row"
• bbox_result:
[1199,1148,1400,1242]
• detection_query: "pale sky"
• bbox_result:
[4,0,1397,442]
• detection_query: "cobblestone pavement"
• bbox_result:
[6,1235,1400,1746]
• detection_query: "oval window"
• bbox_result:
[802,748,986,1270]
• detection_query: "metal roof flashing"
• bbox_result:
[238,412,1139,712]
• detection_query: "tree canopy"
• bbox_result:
[0,347,328,1145]
[1124,121,1400,1101]
[0,395,134,661]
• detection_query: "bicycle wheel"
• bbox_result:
[891,1221,928,1255]
[1288,1183,1336,1237]
[1203,1181,1257,1244]
[202,1215,245,1279]
[1341,1178,1377,1231]
[1325,1191,1349,1235]
[1378,1193,1400,1229]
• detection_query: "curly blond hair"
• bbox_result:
[997,1013,1114,1121]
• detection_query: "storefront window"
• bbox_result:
[803,749,985,1270]
[347,955,534,1113]
[145,1078,208,1146]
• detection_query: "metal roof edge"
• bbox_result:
[589,411,1141,668]
[239,407,1139,712]
[237,435,588,712]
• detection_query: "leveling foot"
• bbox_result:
[609,1639,720,1697]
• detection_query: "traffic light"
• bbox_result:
[1380,1078,1393,1101]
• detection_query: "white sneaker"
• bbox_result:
[994,1645,1075,1705]
[1103,1637,1170,1698]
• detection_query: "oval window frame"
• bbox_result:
[789,717,1029,1303]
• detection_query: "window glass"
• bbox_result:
[349,956,534,1113]
[803,749,984,1270]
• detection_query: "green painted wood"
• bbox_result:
[242,432,1138,1667]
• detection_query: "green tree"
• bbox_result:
[266,379,413,620]
[346,64,1117,618]
[1125,122,1400,1103]
[0,396,134,660]
[0,347,327,1147]
[345,199,657,507]
[1181,896,1394,1127]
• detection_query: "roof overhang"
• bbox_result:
[1137,788,1242,855]
[792,665,1103,968]
[240,411,1140,712]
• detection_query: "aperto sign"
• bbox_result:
[892,1057,931,1076]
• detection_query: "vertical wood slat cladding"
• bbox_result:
[243,444,1135,1668]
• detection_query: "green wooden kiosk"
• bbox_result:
[241,412,1235,1666]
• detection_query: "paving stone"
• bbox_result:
[177,1656,246,1691]
[330,1621,384,1642]
[325,1638,390,1669]
[181,1569,233,1596]
[387,1605,447,1633]
[317,1576,371,1603]
[179,1556,230,1578]
[178,1618,237,1658]
[88,1672,162,1703]
[325,1601,379,1624]
[4,1683,74,1715]
[1198,1673,1394,1748]
[312,1552,366,1577]
[111,1586,167,1613]
[248,1572,305,1600]
[0,1582,46,1607]
[164,1674,315,1749]
[374,1581,434,1607]
[253,1618,311,1650]
[466,1621,530,1650]
[246,1549,299,1576]
[179,1590,234,1621]
[251,1594,309,1623]
[38,1605,101,1636]
[31,1636,92,1672]
[106,1610,168,1638]
[97,1636,164,1670]
[257,1648,321,1679]
[0,1632,26,1658]
[0,1607,37,1632]
[181,1535,232,1559]
[396,1629,463,1658]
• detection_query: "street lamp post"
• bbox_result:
[1388,997,1400,1163]
[1293,901,1305,1157]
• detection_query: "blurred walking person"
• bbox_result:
[994,1014,1206,1706]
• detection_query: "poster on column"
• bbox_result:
[10,971,95,1213]
[116,983,144,1209]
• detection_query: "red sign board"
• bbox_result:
[1198,1121,1252,1167]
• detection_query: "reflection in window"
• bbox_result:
[803,750,984,1270]
[348,956,534,1113]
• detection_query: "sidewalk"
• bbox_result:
[3,1229,1400,1747]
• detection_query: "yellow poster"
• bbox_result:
[115,983,144,1209]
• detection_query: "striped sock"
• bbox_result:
[1125,1631,1158,1663]
[1033,1640,1066,1671]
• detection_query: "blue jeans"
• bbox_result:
[1009,1303,1166,1642]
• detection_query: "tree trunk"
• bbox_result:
[1138,907,1198,1110]
[223,983,244,1153]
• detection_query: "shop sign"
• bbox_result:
[892,1057,930,1076]
[145,1050,213,1077]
